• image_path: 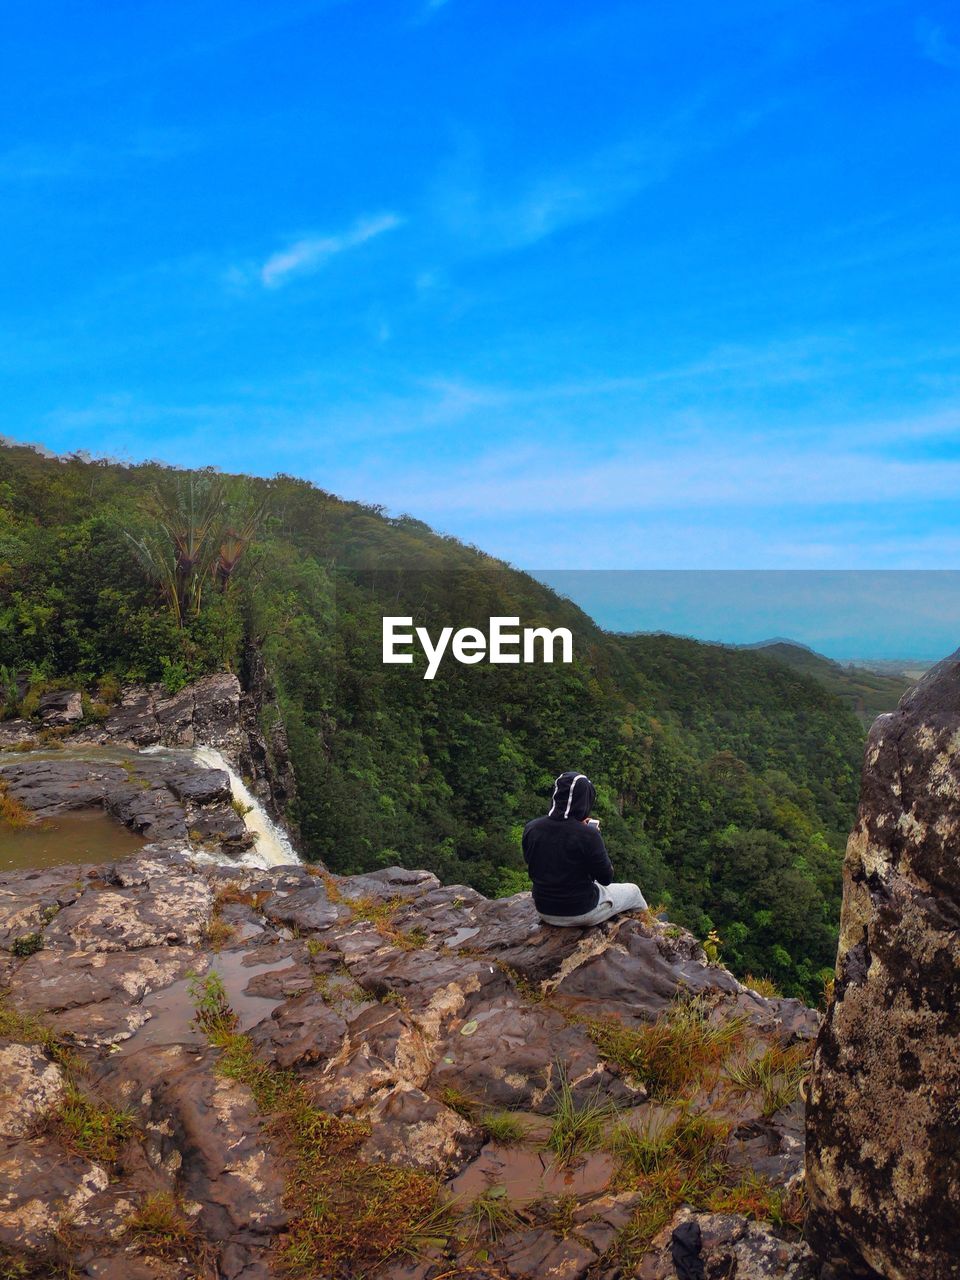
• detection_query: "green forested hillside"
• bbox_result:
[747,640,913,727]
[0,442,867,1000]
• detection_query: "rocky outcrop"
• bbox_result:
[0,753,252,853]
[0,827,818,1278]
[37,689,83,726]
[637,1210,818,1279]
[0,668,297,824]
[805,649,960,1279]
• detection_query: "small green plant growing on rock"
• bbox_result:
[545,1073,614,1165]
[702,929,722,964]
[11,932,43,957]
[230,797,254,819]
[481,1111,525,1145]
[463,1185,521,1244]
[0,998,83,1074]
[187,970,237,1039]
[725,1040,811,1117]
[126,1190,198,1252]
[437,1085,477,1121]
[706,1170,786,1221]
[55,1083,136,1162]
[396,925,430,951]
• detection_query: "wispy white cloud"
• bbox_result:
[258,213,403,288]
[430,95,774,254]
[917,18,960,70]
[433,138,666,252]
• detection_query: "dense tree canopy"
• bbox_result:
[0,443,867,1000]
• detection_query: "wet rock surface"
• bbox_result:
[806,650,960,1280]
[0,670,296,826]
[0,683,823,1278]
[0,830,817,1278]
[0,751,251,852]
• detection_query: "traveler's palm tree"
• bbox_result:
[126,474,235,625]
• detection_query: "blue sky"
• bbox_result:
[3,0,960,572]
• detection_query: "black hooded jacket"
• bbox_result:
[522,772,614,916]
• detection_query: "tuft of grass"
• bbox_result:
[495,961,544,1003]
[311,970,369,1012]
[481,1111,525,1145]
[55,1083,136,1162]
[545,1073,615,1165]
[305,937,328,956]
[588,995,745,1100]
[724,1041,811,1118]
[611,1109,729,1180]
[125,1190,216,1274]
[230,797,254,819]
[126,1190,194,1247]
[437,1085,477,1121]
[706,1171,784,1219]
[0,998,84,1073]
[188,974,456,1276]
[0,1237,79,1280]
[0,781,31,828]
[345,893,401,926]
[743,974,782,999]
[539,1192,578,1238]
[396,925,430,951]
[607,1108,732,1264]
[463,1186,522,1243]
[204,915,235,953]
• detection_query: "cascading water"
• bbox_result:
[140,743,299,868]
[190,746,299,867]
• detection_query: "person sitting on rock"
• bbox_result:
[522,771,647,927]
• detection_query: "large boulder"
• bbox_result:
[38,689,83,726]
[806,649,960,1278]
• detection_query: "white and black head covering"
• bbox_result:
[547,771,596,821]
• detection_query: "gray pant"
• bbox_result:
[537,881,647,927]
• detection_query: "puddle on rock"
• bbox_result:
[117,946,298,1055]
[447,1144,615,1203]
[0,809,145,872]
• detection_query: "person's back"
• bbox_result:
[522,771,647,927]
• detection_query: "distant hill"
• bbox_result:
[746,641,914,727]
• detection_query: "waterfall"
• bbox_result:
[190,746,299,867]
[140,744,299,868]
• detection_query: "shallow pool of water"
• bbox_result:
[0,809,146,872]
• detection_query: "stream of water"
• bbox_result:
[1,742,300,870]
[140,744,299,868]
[191,745,299,867]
